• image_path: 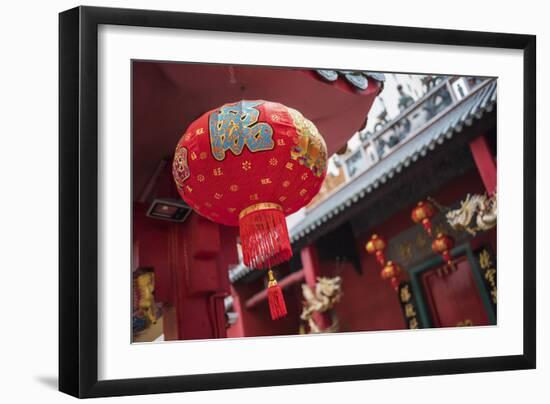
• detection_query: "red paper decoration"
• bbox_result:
[366,234,402,290]
[411,201,435,236]
[381,260,402,291]
[431,232,455,265]
[365,234,387,267]
[173,100,327,320]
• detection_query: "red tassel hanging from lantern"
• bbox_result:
[172,100,327,320]
[411,201,435,236]
[238,203,292,269]
[266,269,287,320]
[432,232,455,267]
[365,234,387,267]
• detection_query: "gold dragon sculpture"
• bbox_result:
[445,193,497,236]
[300,276,342,334]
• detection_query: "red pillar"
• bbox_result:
[168,215,238,340]
[134,204,239,341]
[469,135,496,194]
[300,245,331,330]
[301,246,319,289]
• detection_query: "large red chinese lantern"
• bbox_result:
[173,100,327,319]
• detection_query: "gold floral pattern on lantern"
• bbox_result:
[287,107,328,177]
[173,144,190,188]
[242,160,252,171]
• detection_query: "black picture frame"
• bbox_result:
[59,5,536,398]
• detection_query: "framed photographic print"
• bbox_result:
[59,6,536,398]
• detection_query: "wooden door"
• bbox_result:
[421,256,489,328]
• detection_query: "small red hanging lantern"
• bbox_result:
[381,260,402,291]
[365,234,387,267]
[173,100,327,320]
[431,232,455,265]
[411,201,435,236]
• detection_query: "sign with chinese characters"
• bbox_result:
[475,245,497,314]
[386,211,469,269]
[398,282,420,329]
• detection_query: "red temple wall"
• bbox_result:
[134,202,240,341]
[228,167,494,337]
[308,167,495,333]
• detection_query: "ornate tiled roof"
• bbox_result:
[289,79,497,243]
[229,263,251,283]
[316,70,385,91]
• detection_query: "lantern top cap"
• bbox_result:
[239,202,283,220]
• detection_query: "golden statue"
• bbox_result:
[300,276,342,334]
[135,271,158,326]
